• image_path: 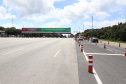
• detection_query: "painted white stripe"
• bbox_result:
[89,59,93,61]
[83,50,103,84]
[53,49,60,57]
[2,48,25,55]
[85,53,123,56]
[88,63,93,66]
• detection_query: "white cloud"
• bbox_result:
[116,0,126,5]
[2,23,18,28]
[95,12,111,20]
[2,0,126,28]
[42,19,72,27]
[84,19,126,29]
[21,21,34,28]
[94,19,126,28]
[3,0,63,17]
[0,6,16,19]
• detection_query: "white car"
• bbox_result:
[78,36,83,41]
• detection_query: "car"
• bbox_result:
[84,37,87,40]
[78,36,83,41]
[91,37,98,43]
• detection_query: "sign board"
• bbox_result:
[22,28,71,34]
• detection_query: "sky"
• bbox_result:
[0,0,126,34]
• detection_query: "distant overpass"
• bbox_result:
[21,28,71,34]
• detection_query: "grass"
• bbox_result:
[99,39,126,44]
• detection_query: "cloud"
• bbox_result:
[95,12,111,20]
[3,0,63,17]
[0,6,16,19]
[2,23,18,28]
[84,19,126,28]
[2,0,126,28]
[21,21,34,28]
[42,19,72,27]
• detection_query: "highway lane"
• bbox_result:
[0,38,79,84]
[97,43,125,55]
[77,40,126,84]
[1,38,126,84]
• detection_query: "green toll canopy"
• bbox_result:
[22,28,71,34]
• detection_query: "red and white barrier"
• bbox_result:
[79,42,80,47]
[108,41,109,45]
[104,43,106,49]
[88,55,93,73]
[124,48,126,56]
[119,42,120,47]
[81,45,83,52]
[95,42,97,45]
[100,40,102,43]
[91,40,92,43]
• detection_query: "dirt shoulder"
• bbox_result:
[99,40,126,49]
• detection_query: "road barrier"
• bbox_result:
[88,55,93,73]
[81,45,83,52]
[95,42,97,45]
[79,42,80,47]
[119,42,120,47]
[104,43,106,49]
[108,41,109,45]
[124,48,126,56]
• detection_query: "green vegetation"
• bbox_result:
[0,26,64,37]
[82,22,126,42]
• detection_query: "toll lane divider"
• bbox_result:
[75,38,126,57]
[124,48,126,56]
[88,55,93,73]
[83,49,103,84]
[75,39,103,84]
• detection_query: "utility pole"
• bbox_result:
[91,16,93,37]
[92,16,93,29]
[12,16,13,27]
[83,25,84,32]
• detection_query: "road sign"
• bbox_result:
[22,28,71,34]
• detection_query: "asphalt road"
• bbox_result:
[0,38,126,84]
[0,38,79,84]
[77,40,126,84]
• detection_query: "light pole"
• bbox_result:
[83,25,84,33]
[91,16,93,37]
[12,16,13,27]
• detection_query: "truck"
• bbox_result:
[78,34,84,41]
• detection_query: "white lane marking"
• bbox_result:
[83,50,103,84]
[53,49,60,57]
[2,48,25,55]
[106,49,113,52]
[106,49,110,50]
[85,53,123,56]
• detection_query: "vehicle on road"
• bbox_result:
[91,37,98,43]
[78,36,83,41]
[78,34,84,41]
[84,37,87,40]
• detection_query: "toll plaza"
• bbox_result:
[21,28,71,37]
